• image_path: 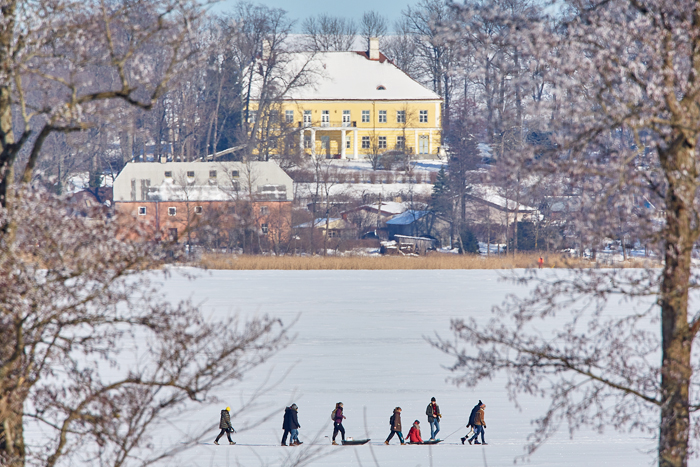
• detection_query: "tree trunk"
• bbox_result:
[0,0,17,211]
[658,141,696,467]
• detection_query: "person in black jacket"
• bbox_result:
[461,400,483,445]
[214,407,235,445]
[282,403,302,446]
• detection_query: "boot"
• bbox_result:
[332,441,339,445]
[281,442,287,446]
[229,441,236,445]
[384,441,389,445]
[461,437,466,445]
[468,438,473,445]
[296,440,303,445]
[214,441,219,445]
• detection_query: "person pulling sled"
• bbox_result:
[331,402,346,445]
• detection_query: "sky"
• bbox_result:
[210,0,412,29]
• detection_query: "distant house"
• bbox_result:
[294,217,358,239]
[385,210,431,238]
[248,38,443,160]
[67,187,113,217]
[341,201,408,238]
[113,161,293,250]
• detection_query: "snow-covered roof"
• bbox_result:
[386,210,430,225]
[469,185,537,212]
[295,218,356,230]
[253,51,441,102]
[113,161,294,202]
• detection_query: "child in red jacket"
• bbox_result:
[406,420,423,444]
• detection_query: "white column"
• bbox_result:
[341,129,346,159]
[414,130,418,156]
[311,128,316,156]
[353,129,358,159]
[428,130,433,155]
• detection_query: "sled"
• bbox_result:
[415,439,442,445]
[341,439,370,445]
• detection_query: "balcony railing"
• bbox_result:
[297,121,358,128]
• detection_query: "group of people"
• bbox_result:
[214,398,488,446]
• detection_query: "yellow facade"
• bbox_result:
[252,99,442,160]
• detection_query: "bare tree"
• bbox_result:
[435,1,700,466]
[0,189,287,467]
[0,0,205,216]
[359,11,388,47]
[302,14,357,52]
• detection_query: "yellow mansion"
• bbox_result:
[251,39,443,160]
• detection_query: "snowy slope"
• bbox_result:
[136,269,662,467]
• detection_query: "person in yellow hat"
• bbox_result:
[214,407,235,445]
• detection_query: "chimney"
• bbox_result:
[262,39,271,61]
[368,37,379,60]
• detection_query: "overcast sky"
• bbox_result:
[210,0,412,29]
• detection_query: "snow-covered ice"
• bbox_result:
[143,269,660,467]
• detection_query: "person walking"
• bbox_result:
[385,407,405,445]
[461,400,482,445]
[331,402,346,445]
[406,420,423,444]
[467,402,487,445]
[214,407,235,445]
[425,397,441,440]
[282,403,302,446]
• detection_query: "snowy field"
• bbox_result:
[120,268,666,467]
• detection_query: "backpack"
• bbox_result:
[331,409,337,421]
[389,414,395,426]
[467,404,480,427]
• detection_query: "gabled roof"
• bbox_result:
[386,210,430,225]
[254,51,441,102]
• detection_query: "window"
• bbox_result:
[261,223,269,234]
[321,135,330,150]
[362,136,370,149]
[361,110,370,123]
[231,170,239,178]
[187,171,195,178]
[169,228,178,242]
[346,135,351,149]
[260,206,269,215]
[304,134,312,149]
[285,110,294,123]
[419,110,428,123]
[194,206,203,214]
[378,110,387,123]
[209,170,217,178]
[321,110,329,127]
[378,136,387,149]
[303,110,312,126]
[419,135,429,154]
[396,136,405,149]
[168,207,177,216]
[138,206,147,215]
[164,171,172,178]
[342,110,351,126]
[397,110,406,123]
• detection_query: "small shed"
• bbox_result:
[385,210,430,238]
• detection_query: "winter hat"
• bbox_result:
[291,403,298,410]
[431,397,436,402]
[226,406,231,412]
[414,420,420,424]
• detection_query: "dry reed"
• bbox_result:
[198,253,661,271]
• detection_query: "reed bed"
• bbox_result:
[199,253,661,270]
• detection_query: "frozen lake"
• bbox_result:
[130,270,661,466]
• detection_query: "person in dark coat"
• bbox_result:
[467,402,487,445]
[214,406,235,445]
[461,400,482,445]
[384,407,405,445]
[426,397,441,440]
[332,402,346,445]
[282,403,302,446]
